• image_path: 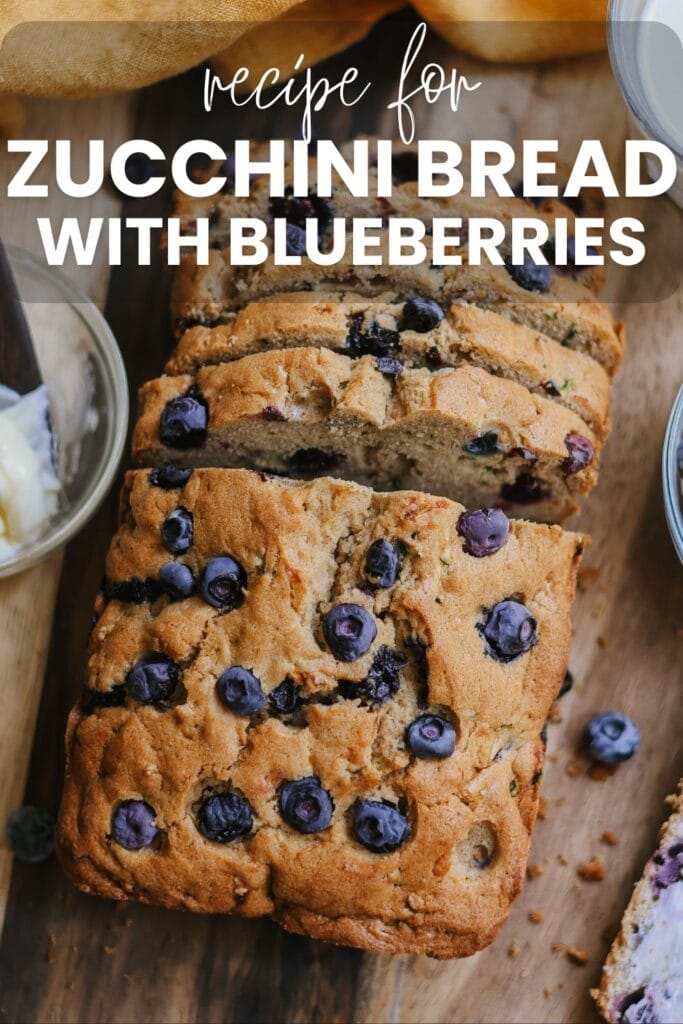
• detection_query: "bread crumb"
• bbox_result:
[552,942,567,954]
[543,988,551,999]
[566,760,583,778]
[597,635,608,649]
[589,763,617,781]
[602,922,620,944]
[508,940,521,958]
[529,910,544,924]
[537,797,548,820]
[102,945,116,955]
[577,855,606,882]
[566,946,589,966]
[527,862,545,881]
[601,830,618,846]
[578,566,601,590]
[558,853,570,865]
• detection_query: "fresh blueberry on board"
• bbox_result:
[197,792,254,843]
[463,431,501,457]
[159,389,208,449]
[158,562,195,600]
[585,712,640,764]
[354,799,410,853]
[199,556,247,610]
[504,254,553,293]
[278,777,334,833]
[481,599,537,662]
[161,507,194,554]
[150,465,193,489]
[111,800,159,850]
[216,666,266,716]
[323,604,377,662]
[563,433,594,475]
[457,508,509,557]
[6,806,55,863]
[400,297,444,333]
[365,538,403,588]
[406,714,456,759]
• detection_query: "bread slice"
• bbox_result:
[171,242,624,376]
[57,468,585,958]
[167,295,611,439]
[593,784,683,1023]
[133,347,599,523]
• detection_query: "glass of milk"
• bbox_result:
[609,0,683,207]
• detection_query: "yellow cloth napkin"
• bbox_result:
[0,0,607,101]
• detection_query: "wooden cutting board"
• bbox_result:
[0,16,682,1023]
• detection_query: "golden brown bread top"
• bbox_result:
[58,469,584,958]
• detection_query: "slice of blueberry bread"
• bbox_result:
[171,243,624,376]
[57,468,585,958]
[174,141,606,294]
[593,785,683,1023]
[132,348,599,522]
[167,294,611,439]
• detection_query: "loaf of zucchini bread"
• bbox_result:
[57,468,585,958]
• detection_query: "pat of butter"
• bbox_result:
[0,385,61,558]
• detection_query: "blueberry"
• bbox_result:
[615,988,658,1024]
[511,446,538,464]
[541,379,561,397]
[197,792,254,843]
[365,538,403,588]
[400,297,444,333]
[504,255,552,293]
[346,314,400,357]
[563,433,594,475]
[481,600,537,662]
[6,806,55,863]
[500,473,551,505]
[463,431,501,457]
[349,646,407,705]
[652,842,683,892]
[279,777,334,833]
[285,222,307,256]
[268,678,303,715]
[406,714,456,758]
[159,562,195,600]
[353,800,410,853]
[111,800,159,850]
[216,666,265,716]
[159,389,208,449]
[457,508,509,557]
[123,153,154,186]
[585,712,640,764]
[150,465,193,489]
[392,151,419,184]
[161,507,193,554]
[269,190,332,237]
[287,448,344,479]
[323,604,377,662]
[545,236,598,273]
[126,654,179,704]
[199,556,247,610]
[425,346,445,367]
[261,405,286,421]
[375,357,403,376]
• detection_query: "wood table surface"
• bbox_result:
[0,16,682,1024]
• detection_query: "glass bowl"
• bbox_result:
[0,247,128,577]
[663,384,683,563]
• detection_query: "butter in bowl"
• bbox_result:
[0,247,127,577]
